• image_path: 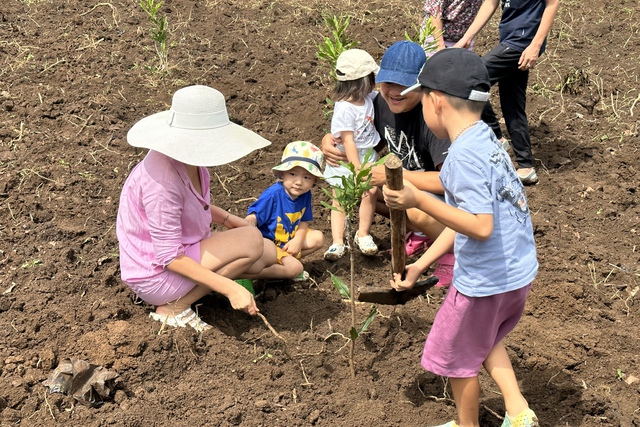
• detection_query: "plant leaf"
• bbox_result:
[329,272,350,299]
[358,306,378,335]
[349,326,358,341]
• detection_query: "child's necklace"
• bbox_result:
[453,121,479,142]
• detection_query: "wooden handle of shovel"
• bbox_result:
[384,154,406,278]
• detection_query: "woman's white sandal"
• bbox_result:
[149,308,212,333]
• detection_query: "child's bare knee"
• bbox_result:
[308,230,325,251]
[283,257,304,278]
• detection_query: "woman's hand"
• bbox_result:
[244,214,258,227]
[228,285,259,316]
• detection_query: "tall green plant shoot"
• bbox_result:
[140,0,169,71]
[405,16,441,56]
[316,14,359,79]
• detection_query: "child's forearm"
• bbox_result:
[343,141,361,169]
[414,192,493,241]
[294,222,309,240]
[340,131,361,169]
[403,170,444,194]
[414,227,455,271]
[457,0,499,43]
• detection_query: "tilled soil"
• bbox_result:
[0,0,638,425]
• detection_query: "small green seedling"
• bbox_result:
[405,16,441,56]
[329,273,378,362]
[139,0,169,71]
[21,259,42,268]
[252,351,273,364]
[322,149,384,377]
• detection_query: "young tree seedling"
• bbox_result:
[139,0,169,71]
[322,149,384,377]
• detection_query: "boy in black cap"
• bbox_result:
[383,48,539,427]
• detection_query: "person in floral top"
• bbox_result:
[422,0,483,51]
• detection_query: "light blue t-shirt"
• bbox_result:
[441,121,538,297]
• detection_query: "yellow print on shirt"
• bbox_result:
[274,208,305,246]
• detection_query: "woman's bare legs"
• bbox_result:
[199,228,274,277]
[156,227,272,314]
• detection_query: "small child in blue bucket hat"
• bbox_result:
[245,141,325,282]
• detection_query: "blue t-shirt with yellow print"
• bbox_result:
[247,181,313,247]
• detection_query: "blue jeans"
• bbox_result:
[482,43,533,169]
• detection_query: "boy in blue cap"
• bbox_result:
[384,48,539,427]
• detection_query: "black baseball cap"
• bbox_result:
[401,48,490,102]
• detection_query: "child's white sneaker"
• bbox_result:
[323,244,346,262]
[354,233,378,256]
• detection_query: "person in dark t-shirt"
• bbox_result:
[321,41,455,285]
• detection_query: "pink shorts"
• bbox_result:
[421,283,531,378]
[125,242,201,306]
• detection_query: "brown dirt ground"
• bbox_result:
[1,0,639,425]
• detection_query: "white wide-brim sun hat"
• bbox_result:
[127,85,271,166]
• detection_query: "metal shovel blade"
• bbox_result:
[356,276,440,305]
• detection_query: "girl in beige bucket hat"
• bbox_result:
[117,85,277,332]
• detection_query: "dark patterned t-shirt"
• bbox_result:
[373,94,449,172]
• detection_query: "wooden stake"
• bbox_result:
[384,154,406,278]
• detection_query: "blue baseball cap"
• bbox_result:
[375,41,426,88]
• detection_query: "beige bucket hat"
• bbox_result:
[127,85,271,166]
